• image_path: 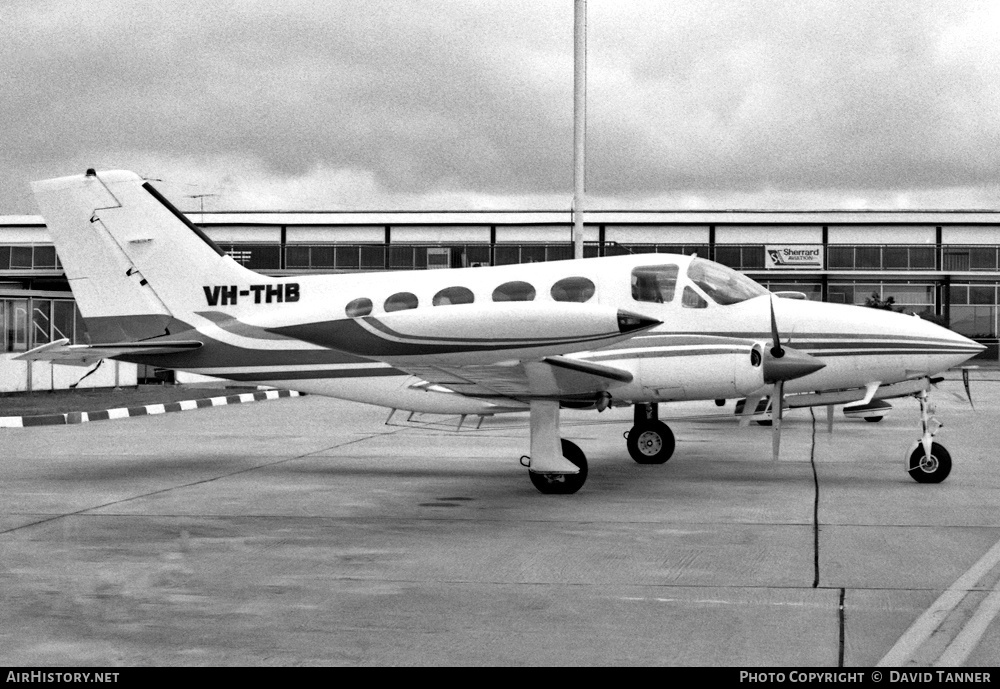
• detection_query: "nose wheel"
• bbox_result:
[906,441,952,483]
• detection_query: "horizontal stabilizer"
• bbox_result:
[15,338,203,367]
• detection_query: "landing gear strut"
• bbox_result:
[523,400,588,494]
[626,403,675,464]
[906,388,952,483]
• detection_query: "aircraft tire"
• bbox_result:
[907,442,952,484]
[529,439,588,494]
[627,421,675,464]
[864,416,884,423]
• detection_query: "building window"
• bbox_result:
[222,244,281,270]
[31,299,51,346]
[827,246,853,269]
[2,299,29,352]
[312,246,336,268]
[52,301,75,341]
[335,246,360,270]
[360,246,386,270]
[949,283,997,337]
[761,282,822,301]
[520,245,546,263]
[285,246,311,268]
[0,298,86,352]
[943,247,998,271]
[494,246,520,266]
[33,245,57,269]
[10,246,32,270]
[829,282,935,316]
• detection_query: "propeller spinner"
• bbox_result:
[741,296,827,460]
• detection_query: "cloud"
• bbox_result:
[2,0,999,213]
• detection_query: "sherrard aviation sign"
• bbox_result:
[765,245,824,269]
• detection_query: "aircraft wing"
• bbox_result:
[15,338,203,367]
[265,301,655,403]
[403,355,633,403]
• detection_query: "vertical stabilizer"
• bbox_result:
[32,170,264,342]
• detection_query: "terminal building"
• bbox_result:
[2,207,999,392]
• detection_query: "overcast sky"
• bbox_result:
[3,0,1000,214]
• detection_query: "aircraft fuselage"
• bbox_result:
[120,253,981,414]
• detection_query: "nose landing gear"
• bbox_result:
[906,388,952,483]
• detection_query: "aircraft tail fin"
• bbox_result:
[32,169,265,342]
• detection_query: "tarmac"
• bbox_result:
[1,371,999,666]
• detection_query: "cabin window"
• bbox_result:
[384,292,419,312]
[551,276,596,303]
[492,281,536,302]
[682,286,708,309]
[345,297,372,317]
[433,286,475,306]
[686,258,767,305]
[631,265,678,303]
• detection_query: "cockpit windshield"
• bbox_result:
[686,258,769,305]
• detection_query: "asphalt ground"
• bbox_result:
[1,371,998,667]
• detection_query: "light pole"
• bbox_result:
[572,0,587,259]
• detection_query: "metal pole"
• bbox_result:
[572,0,586,259]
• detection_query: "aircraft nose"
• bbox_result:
[911,313,986,368]
[956,331,986,352]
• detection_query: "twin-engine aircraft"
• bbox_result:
[23,170,984,493]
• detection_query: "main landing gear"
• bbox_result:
[625,402,675,464]
[522,400,589,494]
[526,438,588,495]
[522,400,677,494]
[906,388,952,483]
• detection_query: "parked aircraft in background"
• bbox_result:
[21,170,984,493]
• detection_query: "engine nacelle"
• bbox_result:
[625,339,767,402]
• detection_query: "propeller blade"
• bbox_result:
[769,295,784,358]
[826,404,834,434]
[963,368,975,411]
[772,379,784,461]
